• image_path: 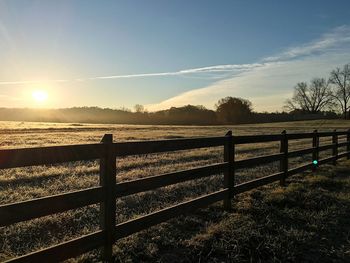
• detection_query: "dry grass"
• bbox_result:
[0,120,350,262]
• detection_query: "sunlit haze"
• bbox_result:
[32,90,48,103]
[0,1,350,112]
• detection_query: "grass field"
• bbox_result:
[1,120,350,262]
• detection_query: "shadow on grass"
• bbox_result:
[111,161,350,263]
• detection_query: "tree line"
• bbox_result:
[0,97,337,125]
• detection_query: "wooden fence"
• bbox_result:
[1,129,350,262]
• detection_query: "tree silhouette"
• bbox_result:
[215,97,252,124]
[329,63,350,119]
[284,78,333,113]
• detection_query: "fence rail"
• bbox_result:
[0,144,103,169]
[0,187,103,226]
[1,129,350,262]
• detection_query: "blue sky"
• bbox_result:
[0,0,350,111]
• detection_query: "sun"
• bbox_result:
[32,90,48,103]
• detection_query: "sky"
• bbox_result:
[0,0,350,112]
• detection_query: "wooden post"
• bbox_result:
[332,129,338,165]
[347,129,350,159]
[279,130,288,186]
[100,134,116,262]
[312,130,319,171]
[223,131,234,211]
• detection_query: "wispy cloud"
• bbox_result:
[147,25,350,112]
[263,25,350,62]
[0,63,263,85]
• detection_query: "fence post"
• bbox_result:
[100,134,116,262]
[312,130,319,171]
[332,129,338,165]
[347,129,350,159]
[279,130,288,186]
[223,131,234,211]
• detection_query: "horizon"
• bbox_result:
[0,1,350,112]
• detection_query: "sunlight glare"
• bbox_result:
[32,90,48,102]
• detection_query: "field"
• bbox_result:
[1,120,350,262]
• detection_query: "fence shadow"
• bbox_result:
[109,164,350,262]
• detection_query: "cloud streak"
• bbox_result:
[0,63,264,85]
[92,63,264,80]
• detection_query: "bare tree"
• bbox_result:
[284,78,333,113]
[329,63,350,119]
